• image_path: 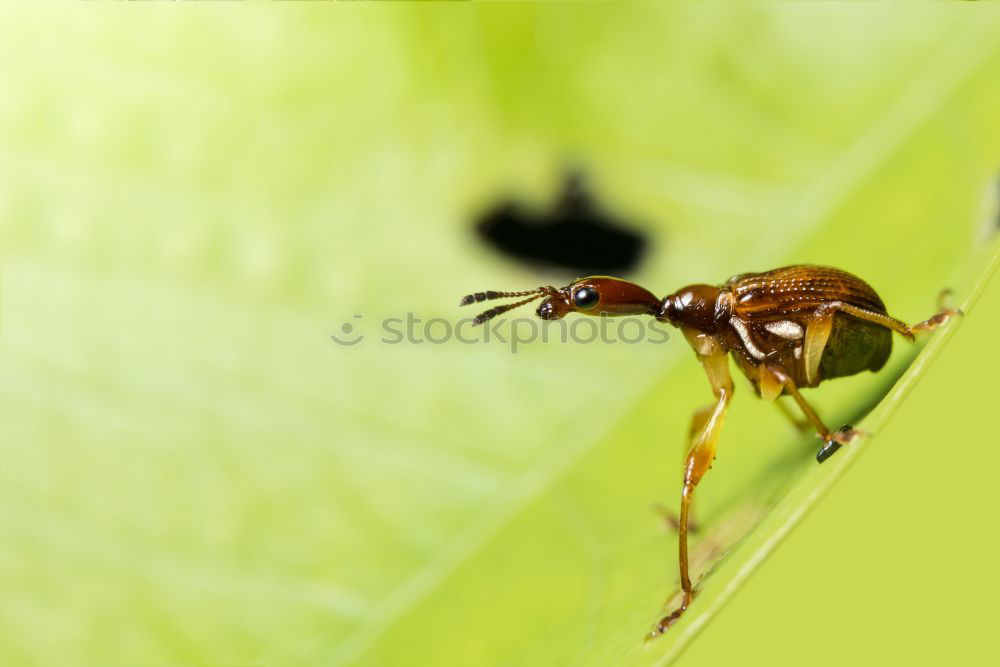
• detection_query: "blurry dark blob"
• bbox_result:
[475,172,650,276]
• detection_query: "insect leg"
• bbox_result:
[654,405,713,533]
[812,301,960,342]
[651,351,733,636]
[908,305,962,334]
[802,312,834,386]
[768,366,860,463]
[774,397,810,432]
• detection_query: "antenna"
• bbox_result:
[458,287,552,326]
[470,294,545,326]
[458,289,542,306]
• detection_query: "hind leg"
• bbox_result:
[799,299,960,387]
[909,303,962,334]
[811,300,960,343]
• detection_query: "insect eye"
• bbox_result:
[573,286,600,310]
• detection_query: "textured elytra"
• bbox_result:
[729,266,887,318]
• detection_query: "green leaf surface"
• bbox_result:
[2,4,1000,666]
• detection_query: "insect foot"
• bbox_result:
[648,603,689,640]
[816,425,862,463]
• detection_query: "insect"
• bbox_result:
[459,265,959,635]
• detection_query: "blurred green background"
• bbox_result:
[2,3,1000,666]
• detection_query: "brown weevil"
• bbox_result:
[459,265,960,636]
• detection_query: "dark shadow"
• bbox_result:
[475,170,651,276]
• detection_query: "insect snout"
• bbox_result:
[536,301,557,320]
[535,299,565,320]
[535,294,574,320]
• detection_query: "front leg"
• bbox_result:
[654,404,714,533]
[651,348,733,636]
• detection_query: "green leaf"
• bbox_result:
[2,4,1000,666]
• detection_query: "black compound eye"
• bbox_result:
[573,286,600,310]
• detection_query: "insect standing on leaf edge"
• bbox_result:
[459,265,960,636]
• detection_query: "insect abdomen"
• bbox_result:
[818,313,892,380]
